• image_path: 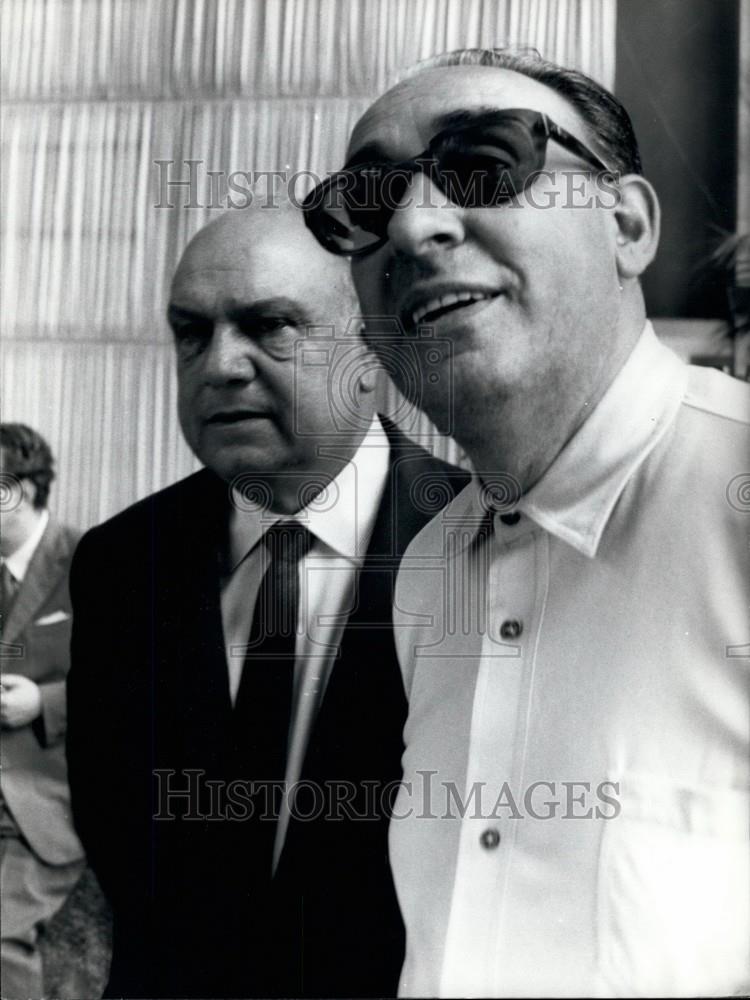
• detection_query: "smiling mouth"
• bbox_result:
[409,290,500,328]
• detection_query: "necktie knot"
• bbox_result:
[242,521,313,661]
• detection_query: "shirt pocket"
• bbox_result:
[596,775,749,997]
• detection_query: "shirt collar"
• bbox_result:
[461,322,689,558]
[3,509,50,582]
[228,415,391,570]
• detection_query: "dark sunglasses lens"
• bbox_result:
[304,167,407,255]
[436,116,543,207]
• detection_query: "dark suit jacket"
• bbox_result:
[1,518,84,865]
[67,422,468,998]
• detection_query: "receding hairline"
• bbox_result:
[348,63,596,159]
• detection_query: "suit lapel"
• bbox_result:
[332,426,431,642]
[272,425,468,996]
[163,470,233,744]
[366,419,469,560]
[4,520,68,646]
[299,420,470,779]
[154,470,231,767]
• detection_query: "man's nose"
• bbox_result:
[201,322,257,384]
[386,170,465,257]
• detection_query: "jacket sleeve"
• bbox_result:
[66,518,160,994]
[35,679,67,747]
[66,527,123,903]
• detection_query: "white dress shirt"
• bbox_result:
[391,323,750,998]
[221,416,390,867]
[3,509,49,582]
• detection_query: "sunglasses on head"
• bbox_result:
[302,108,610,257]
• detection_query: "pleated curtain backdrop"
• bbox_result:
[1,0,616,529]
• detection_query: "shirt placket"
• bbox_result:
[439,519,541,996]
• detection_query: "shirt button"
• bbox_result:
[480,828,501,850]
[500,618,523,639]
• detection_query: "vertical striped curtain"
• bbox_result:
[1,0,617,528]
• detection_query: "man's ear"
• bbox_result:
[358,348,380,394]
[20,478,37,508]
[351,320,381,395]
[612,175,660,280]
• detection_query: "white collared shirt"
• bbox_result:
[221,416,390,866]
[3,509,49,582]
[391,324,750,998]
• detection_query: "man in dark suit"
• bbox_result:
[1,424,86,999]
[67,204,468,998]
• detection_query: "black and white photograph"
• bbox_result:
[1,0,748,997]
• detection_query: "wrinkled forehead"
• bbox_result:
[347,65,589,162]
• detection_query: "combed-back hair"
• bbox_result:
[402,47,642,175]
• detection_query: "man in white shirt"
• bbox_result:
[301,47,750,998]
[66,204,468,997]
[1,424,86,998]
